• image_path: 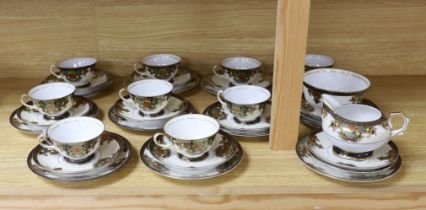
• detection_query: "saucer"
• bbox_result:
[10,96,99,134]
[306,132,399,171]
[203,102,271,137]
[140,133,243,180]
[130,68,199,93]
[296,133,401,182]
[201,72,272,95]
[108,95,194,131]
[300,98,379,129]
[42,70,114,97]
[27,131,132,182]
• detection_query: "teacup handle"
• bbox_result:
[49,64,74,83]
[118,88,133,104]
[20,94,37,110]
[37,132,57,151]
[388,112,410,138]
[133,62,150,77]
[217,90,232,115]
[212,65,227,78]
[153,133,172,149]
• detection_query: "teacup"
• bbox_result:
[217,85,270,124]
[37,117,104,162]
[153,114,220,159]
[133,54,181,80]
[119,79,173,116]
[20,82,75,118]
[213,56,261,85]
[303,68,370,110]
[321,95,410,153]
[50,57,97,86]
[304,54,335,71]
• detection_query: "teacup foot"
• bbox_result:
[138,110,165,118]
[332,146,373,160]
[63,153,96,164]
[178,152,209,162]
[233,117,261,125]
[43,112,70,121]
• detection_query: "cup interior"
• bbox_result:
[222,57,261,70]
[223,85,270,105]
[304,69,370,93]
[164,114,219,140]
[56,57,97,69]
[48,117,104,144]
[127,79,173,97]
[305,54,335,67]
[334,104,382,122]
[143,54,181,67]
[29,83,75,100]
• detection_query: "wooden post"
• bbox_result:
[269,0,311,150]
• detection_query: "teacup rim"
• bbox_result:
[303,68,370,95]
[28,82,75,101]
[143,54,181,67]
[222,56,261,70]
[127,79,173,97]
[56,57,97,69]
[47,117,104,144]
[324,104,385,126]
[222,85,271,105]
[304,54,335,67]
[163,114,220,141]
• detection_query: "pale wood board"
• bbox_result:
[1,193,426,210]
[1,0,426,78]
[0,76,425,204]
[269,0,310,150]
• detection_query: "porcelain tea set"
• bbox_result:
[12,54,279,181]
[297,64,410,182]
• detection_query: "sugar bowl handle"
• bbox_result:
[212,65,226,78]
[133,62,150,77]
[49,65,73,83]
[118,88,133,104]
[153,133,172,149]
[20,94,37,110]
[37,132,57,151]
[388,112,410,137]
[217,90,232,115]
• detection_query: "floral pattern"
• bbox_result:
[225,68,258,84]
[145,65,178,80]
[226,101,266,122]
[33,95,73,116]
[132,94,169,113]
[56,138,99,160]
[172,135,216,158]
[330,120,376,142]
[62,67,93,83]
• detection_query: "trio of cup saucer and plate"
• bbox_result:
[298,54,410,182]
[11,54,273,182]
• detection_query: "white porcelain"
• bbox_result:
[134,54,181,80]
[305,54,335,69]
[50,57,97,86]
[37,117,104,161]
[119,79,173,115]
[217,85,270,123]
[213,56,261,85]
[321,100,410,153]
[307,132,399,171]
[303,68,370,109]
[20,82,75,117]
[153,114,220,159]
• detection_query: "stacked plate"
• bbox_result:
[296,132,402,182]
[140,132,243,180]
